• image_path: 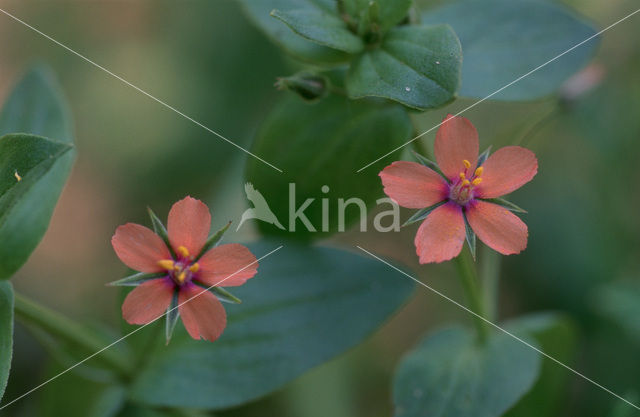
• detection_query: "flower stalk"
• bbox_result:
[13,292,132,378]
[454,251,489,343]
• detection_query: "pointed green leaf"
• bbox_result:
[165,292,180,345]
[411,150,448,181]
[477,146,491,166]
[209,286,242,304]
[463,214,476,260]
[0,66,76,280]
[130,241,415,409]
[342,0,412,32]
[402,201,445,227]
[0,281,14,402]
[195,221,231,260]
[271,9,364,54]
[239,0,350,65]
[421,0,597,100]
[393,326,540,417]
[346,24,462,110]
[482,197,527,213]
[107,272,166,287]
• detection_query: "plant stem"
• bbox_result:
[13,292,132,378]
[454,252,489,343]
[480,245,501,322]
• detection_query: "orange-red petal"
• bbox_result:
[475,146,538,198]
[167,196,211,257]
[112,223,172,273]
[415,202,466,264]
[466,200,528,255]
[197,243,258,287]
[379,161,448,209]
[434,114,479,181]
[122,278,174,325]
[178,284,227,342]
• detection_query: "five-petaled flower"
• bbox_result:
[379,115,538,264]
[111,196,258,342]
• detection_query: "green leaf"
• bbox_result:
[129,241,415,409]
[346,24,462,110]
[503,313,577,417]
[481,197,527,213]
[0,281,14,402]
[0,66,76,279]
[421,0,597,100]
[402,201,445,227]
[239,0,350,64]
[393,326,540,417]
[245,95,412,240]
[342,0,412,32]
[271,9,364,54]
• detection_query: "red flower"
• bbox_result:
[379,115,538,264]
[111,197,258,342]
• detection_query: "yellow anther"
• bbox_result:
[472,178,482,186]
[463,159,471,169]
[177,245,190,258]
[157,259,175,271]
[474,166,483,176]
[462,179,471,187]
[189,263,200,273]
[177,271,187,284]
[459,172,466,180]
[14,171,22,182]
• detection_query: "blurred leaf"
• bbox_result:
[422,0,597,100]
[342,0,412,32]
[0,66,76,279]
[245,95,412,240]
[594,280,640,343]
[503,312,577,417]
[129,241,415,409]
[0,281,13,402]
[239,0,349,64]
[271,9,364,53]
[346,25,462,110]
[393,326,540,417]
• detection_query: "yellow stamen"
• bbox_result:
[189,263,200,273]
[157,259,175,271]
[472,178,482,186]
[177,245,190,258]
[474,166,483,176]
[14,171,22,182]
[462,179,471,187]
[463,159,471,169]
[459,172,466,180]
[176,271,187,284]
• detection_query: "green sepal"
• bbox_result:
[194,282,242,304]
[147,207,176,258]
[411,150,449,182]
[463,213,476,260]
[195,221,232,261]
[477,146,492,166]
[165,290,180,345]
[275,72,328,102]
[107,272,165,287]
[482,197,527,213]
[402,201,446,227]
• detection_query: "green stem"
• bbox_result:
[480,245,501,322]
[454,252,489,343]
[14,292,132,378]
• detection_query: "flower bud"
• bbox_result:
[275,72,327,102]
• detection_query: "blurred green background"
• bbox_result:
[1,0,639,416]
